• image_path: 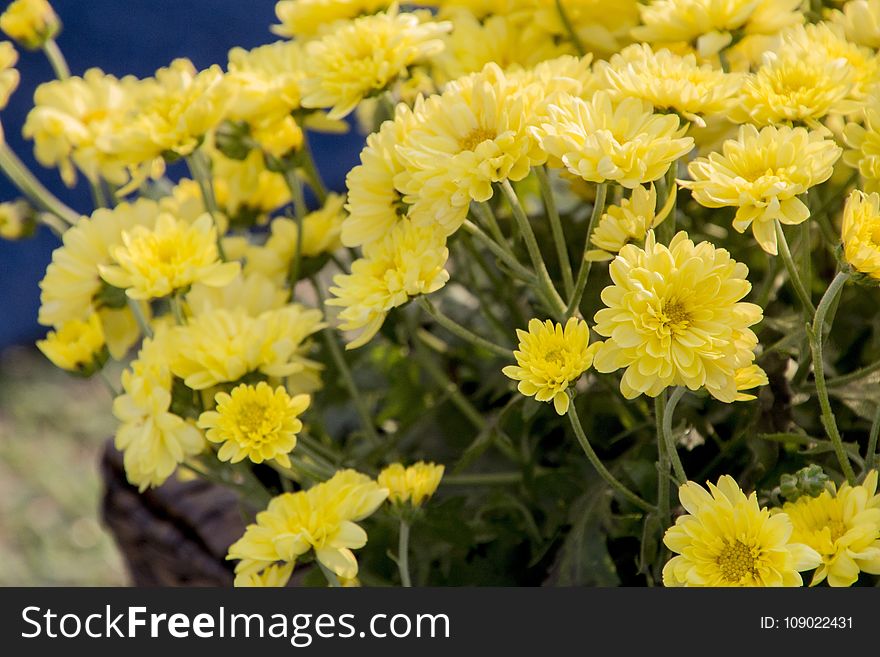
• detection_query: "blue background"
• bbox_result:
[0,0,363,346]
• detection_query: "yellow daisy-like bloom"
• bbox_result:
[533,91,693,189]
[844,92,880,193]
[841,190,880,280]
[502,318,596,415]
[187,272,289,318]
[247,193,346,283]
[587,184,675,261]
[198,382,309,469]
[170,305,325,391]
[632,0,803,57]
[525,0,640,60]
[210,149,291,226]
[597,43,743,126]
[733,363,769,401]
[774,471,880,587]
[234,562,294,588]
[396,63,547,234]
[0,199,32,239]
[679,124,841,255]
[99,213,240,300]
[0,0,59,49]
[593,231,765,402]
[272,0,390,40]
[327,222,449,349]
[112,328,206,491]
[228,469,389,583]
[663,475,822,587]
[0,41,18,110]
[300,8,450,120]
[24,68,142,187]
[832,0,880,49]
[36,313,105,374]
[378,461,445,507]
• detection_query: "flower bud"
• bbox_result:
[0,0,60,50]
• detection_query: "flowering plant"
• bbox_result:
[2,0,880,587]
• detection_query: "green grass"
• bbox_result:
[0,345,127,586]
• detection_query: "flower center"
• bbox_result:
[460,127,497,152]
[717,540,758,583]
[542,346,567,366]
[234,400,276,445]
[659,299,692,332]
[828,520,848,543]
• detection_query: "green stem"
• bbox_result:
[42,39,70,80]
[566,403,654,513]
[127,298,153,339]
[417,297,510,358]
[809,270,856,484]
[170,294,187,325]
[35,211,67,237]
[536,165,573,297]
[281,169,307,287]
[775,220,816,315]
[566,182,607,318]
[659,388,687,484]
[397,520,412,587]
[473,200,507,247]
[867,404,880,473]
[300,134,328,204]
[185,150,227,260]
[0,143,80,224]
[554,0,585,55]
[499,179,567,318]
[656,166,677,244]
[461,220,536,282]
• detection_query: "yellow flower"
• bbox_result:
[378,462,445,507]
[734,363,769,401]
[187,271,290,318]
[24,68,142,187]
[502,317,596,415]
[272,0,390,40]
[327,222,449,349]
[841,189,880,280]
[210,149,291,225]
[112,328,206,491]
[396,63,545,234]
[228,469,389,583]
[774,471,880,587]
[680,124,841,255]
[597,43,743,126]
[36,313,105,373]
[300,8,450,120]
[0,40,18,109]
[831,0,880,49]
[170,305,325,390]
[233,562,294,588]
[593,231,765,402]
[198,382,309,469]
[0,0,59,49]
[0,199,32,239]
[663,475,822,587]
[844,92,880,193]
[533,90,693,189]
[587,184,675,261]
[632,0,803,57]
[99,213,239,301]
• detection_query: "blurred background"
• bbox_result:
[0,0,363,584]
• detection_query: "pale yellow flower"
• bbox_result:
[841,189,880,280]
[378,461,445,507]
[272,0,390,40]
[186,271,289,318]
[587,184,675,261]
[663,475,821,587]
[503,317,596,415]
[680,124,841,255]
[0,0,59,49]
[844,93,880,193]
[0,41,18,109]
[593,231,765,402]
[830,0,880,49]
[233,562,294,588]
[210,149,291,225]
[301,8,450,120]
[533,90,693,188]
[0,199,32,239]
[36,313,105,374]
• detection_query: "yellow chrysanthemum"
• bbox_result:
[228,469,389,583]
[396,63,546,234]
[632,0,803,57]
[0,40,18,110]
[587,184,675,261]
[680,124,841,255]
[170,305,325,391]
[526,0,640,59]
[327,222,449,349]
[300,8,450,120]
[593,231,765,402]
[36,313,105,374]
[502,317,596,415]
[774,471,880,587]
[23,68,143,187]
[272,0,390,40]
[186,271,289,318]
[663,475,822,587]
[210,149,291,225]
[0,0,59,49]
[378,461,445,507]
[533,90,693,189]
[198,382,309,469]
[99,213,239,300]
[597,43,743,126]
[843,92,880,193]
[841,189,880,280]
[831,0,880,49]
[733,363,769,401]
[234,562,294,588]
[0,199,32,239]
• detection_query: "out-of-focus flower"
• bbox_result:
[378,461,445,507]
[272,0,390,40]
[587,184,675,261]
[0,0,59,50]
[36,313,106,374]
[0,199,34,239]
[0,40,19,109]
[841,190,880,280]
